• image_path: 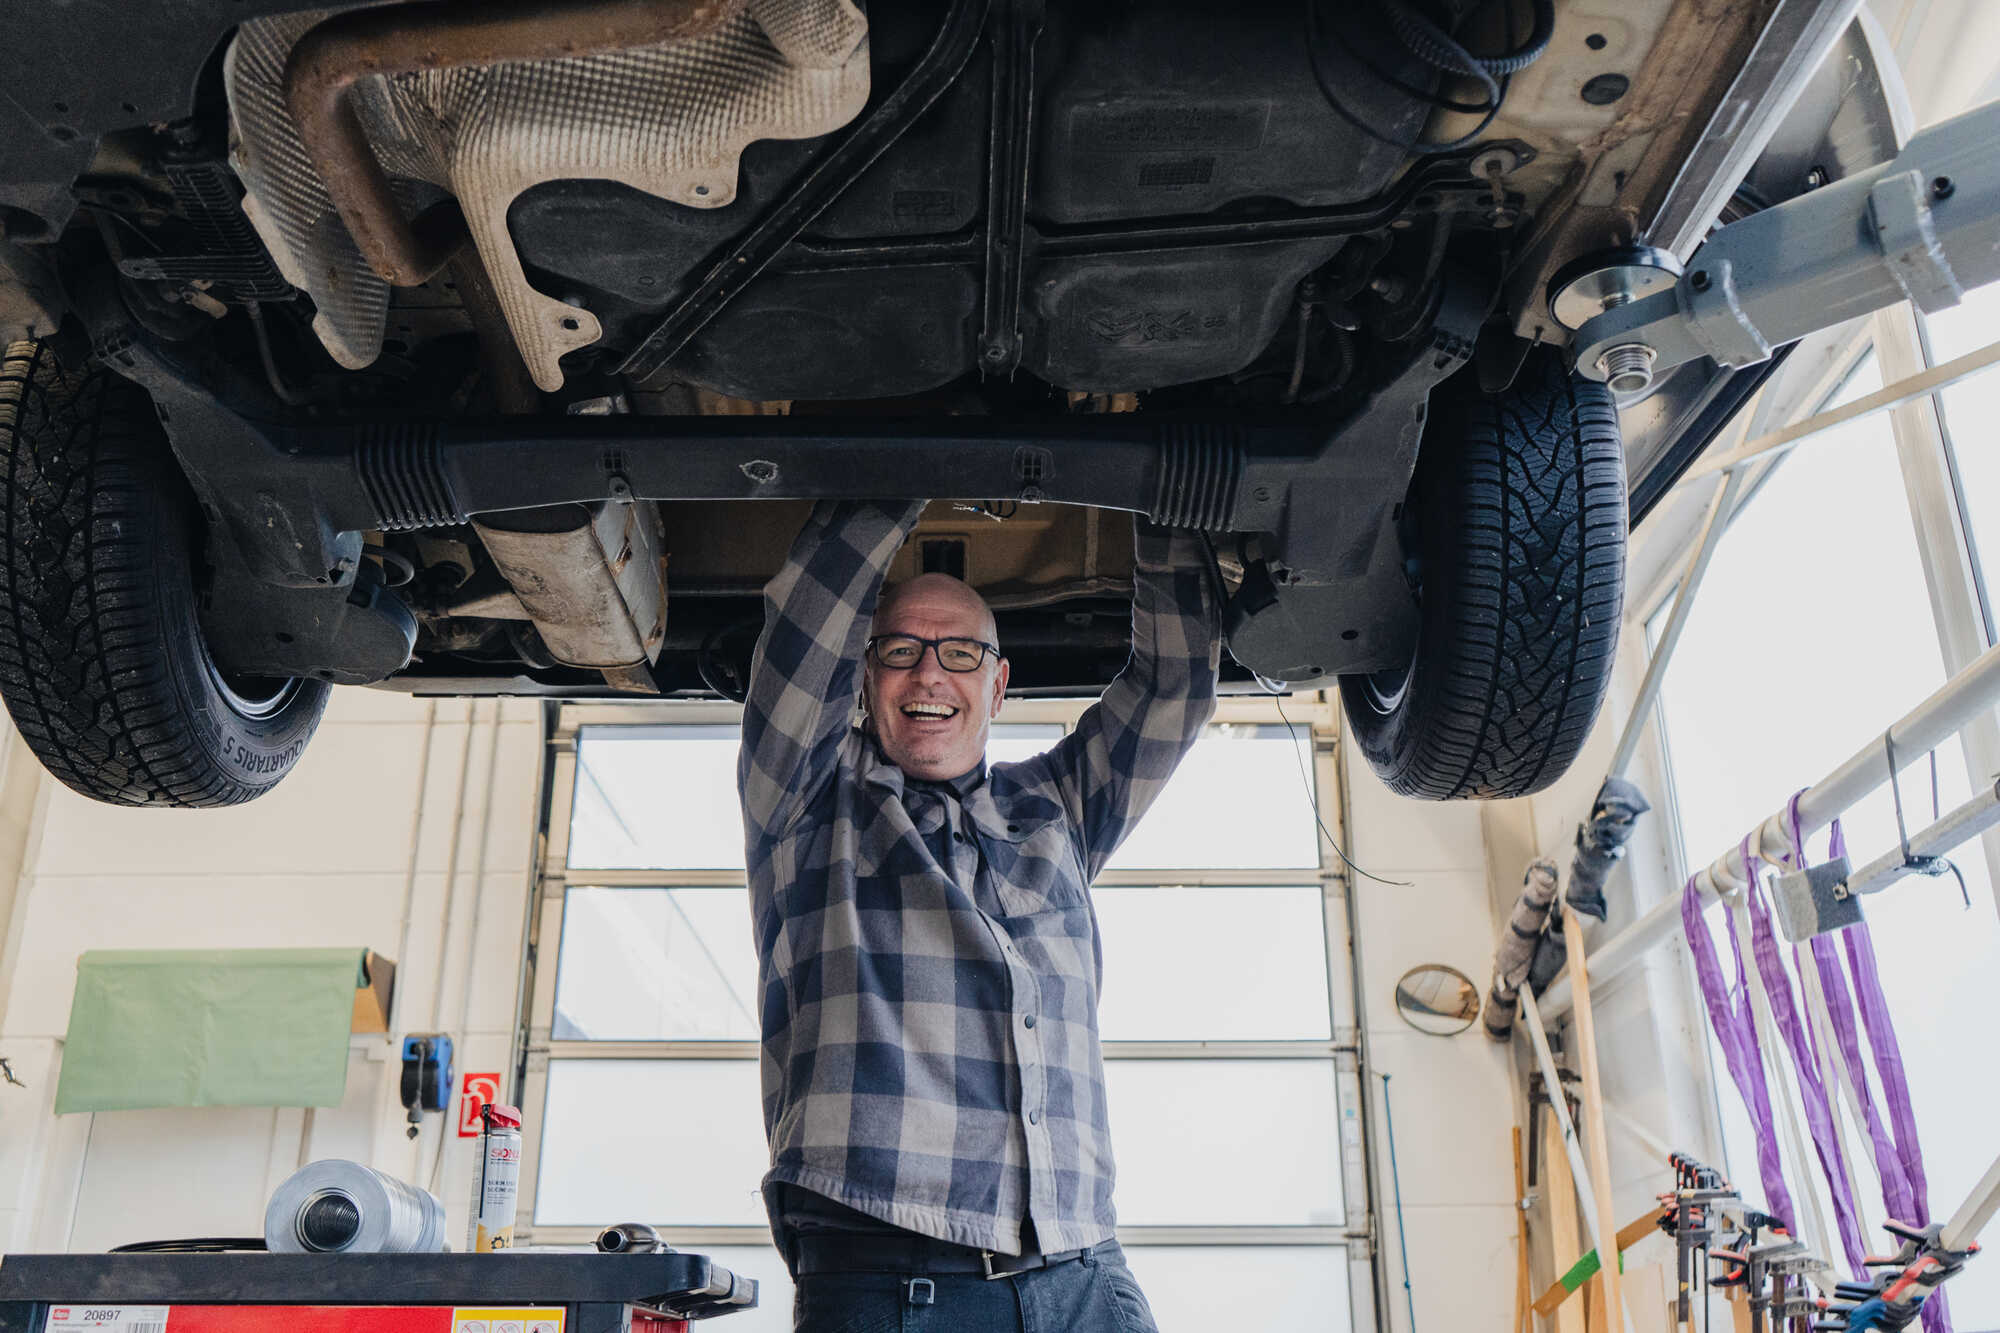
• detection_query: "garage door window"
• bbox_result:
[518,706,1368,1333]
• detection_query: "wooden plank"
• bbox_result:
[1545,1113,1588,1333]
[1725,1286,1753,1333]
[1516,1126,1532,1333]
[1533,1210,1671,1318]
[1624,1262,1671,1333]
[1564,904,1627,1333]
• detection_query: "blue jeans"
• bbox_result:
[791,1243,1160,1333]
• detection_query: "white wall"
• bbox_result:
[0,678,1552,1333]
[1342,748,1523,1333]
[0,688,544,1253]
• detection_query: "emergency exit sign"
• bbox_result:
[458,1072,501,1137]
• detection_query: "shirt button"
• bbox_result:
[1022,1013,1036,1029]
[953,832,965,843]
[1028,1109,1042,1126]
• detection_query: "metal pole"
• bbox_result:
[1542,635,2000,1018]
[1519,990,1606,1249]
[1847,775,2000,898]
[1941,1146,2000,1252]
[1607,467,1748,782]
[1380,1074,1419,1333]
[1674,334,2000,491]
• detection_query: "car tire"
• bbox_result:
[1340,346,1625,800]
[0,339,329,807]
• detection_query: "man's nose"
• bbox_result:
[909,646,951,685]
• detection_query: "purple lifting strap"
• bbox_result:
[1682,856,1794,1230]
[1795,800,1949,1333]
[1792,800,1920,1222]
[1824,817,1935,1221]
[1739,838,1869,1273]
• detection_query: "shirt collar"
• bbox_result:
[856,732,980,784]
[859,734,987,799]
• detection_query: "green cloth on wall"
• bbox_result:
[55,947,367,1113]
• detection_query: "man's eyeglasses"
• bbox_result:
[866,635,1001,672]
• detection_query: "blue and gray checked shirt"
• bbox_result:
[738,500,1221,1256]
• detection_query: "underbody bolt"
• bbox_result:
[1597,343,1657,396]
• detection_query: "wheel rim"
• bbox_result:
[1355,538,1422,719]
[201,643,303,720]
[1355,657,1413,717]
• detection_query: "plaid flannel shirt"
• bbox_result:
[738,500,1220,1256]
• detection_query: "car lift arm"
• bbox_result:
[1570,97,2000,392]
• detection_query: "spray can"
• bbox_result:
[467,1102,523,1251]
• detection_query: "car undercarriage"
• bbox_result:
[0,0,1892,805]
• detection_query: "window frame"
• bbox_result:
[1632,306,2000,901]
[1624,297,2000,1210]
[510,693,1378,1332]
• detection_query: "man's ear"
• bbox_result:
[990,657,1010,719]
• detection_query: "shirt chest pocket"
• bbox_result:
[985,815,1089,917]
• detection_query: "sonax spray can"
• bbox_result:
[468,1102,523,1251]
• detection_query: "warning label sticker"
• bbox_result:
[450,1308,563,1333]
[47,1307,170,1333]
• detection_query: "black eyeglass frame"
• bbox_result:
[865,634,1003,672]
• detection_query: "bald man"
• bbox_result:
[738,501,1221,1333]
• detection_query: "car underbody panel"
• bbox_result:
[0,0,1892,701]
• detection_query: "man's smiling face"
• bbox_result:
[864,573,1009,782]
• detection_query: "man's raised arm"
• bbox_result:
[1028,520,1222,878]
[738,499,927,842]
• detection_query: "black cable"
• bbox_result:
[1318,22,1500,114]
[1384,6,1502,112]
[1298,325,1355,404]
[1305,0,1529,156]
[1271,692,1414,887]
[364,543,416,587]
[1389,0,1554,77]
[1283,295,1313,404]
[1319,0,1540,112]
[110,1238,268,1253]
[245,301,310,408]
[1306,2,1504,155]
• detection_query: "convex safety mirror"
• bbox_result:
[1393,963,1481,1036]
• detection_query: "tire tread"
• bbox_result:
[1344,349,1626,800]
[0,339,326,807]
